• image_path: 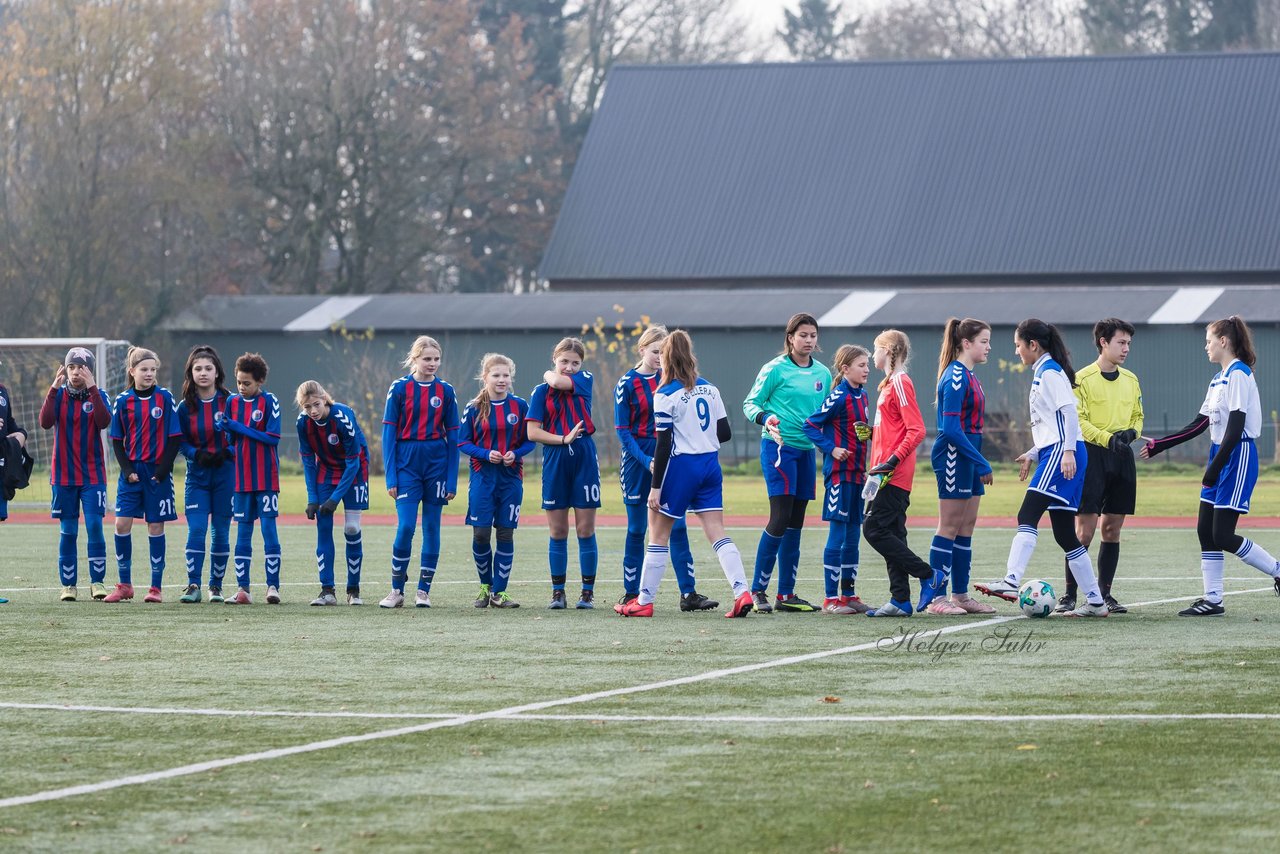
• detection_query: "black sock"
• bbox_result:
[1064,556,1077,599]
[1098,541,1120,596]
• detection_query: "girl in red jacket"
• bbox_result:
[863,330,946,617]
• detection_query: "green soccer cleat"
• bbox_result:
[179,584,201,604]
[207,587,224,604]
[474,584,491,608]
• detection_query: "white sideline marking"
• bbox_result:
[1,586,1273,809]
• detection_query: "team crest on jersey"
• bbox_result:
[327,433,340,445]
[251,409,263,422]
[82,401,95,413]
[814,381,823,391]
[430,396,442,407]
[150,406,164,419]
[506,412,520,425]
[213,411,224,423]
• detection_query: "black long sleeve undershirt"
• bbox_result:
[1148,413,1209,457]
[1203,410,1246,485]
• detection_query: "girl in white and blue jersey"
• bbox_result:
[615,330,753,618]
[976,319,1107,617]
[1141,316,1280,616]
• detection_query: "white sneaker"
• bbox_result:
[414,590,431,608]
[265,585,281,605]
[379,590,404,608]
[974,579,1020,602]
[1065,599,1109,618]
[309,591,338,606]
[347,593,364,606]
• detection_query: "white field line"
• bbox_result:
[0,585,1273,810]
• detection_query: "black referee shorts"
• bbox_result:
[1079,441,1137,516]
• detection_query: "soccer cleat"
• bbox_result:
[224,588,252,605]
[576,589,595,609]
[102,583,134,603]
[915,568,949,613]
[823,597,857,615]
[1103,594,1128,614]
[775,594,818,613]
[974,579,1019,602]
[1053,595,1076,614]
[379,590,404,609]
[1274,574,1280,597]
[60,586,77,602]
[143,587,163,604]
[866,599,913,617]
[725,590,754,618]
[1064,599,1109,618]
[925,598,967,615]
[1178,598,1225,617]
[179,584,201,604]
[265,585,281,605]
[680,592,720,612]
[414,590,431,608]
[310,589,338,606]
[489,591,520,609]
[839,594,873,614]
[950,594,996,614]
[207,586,224,604]
[751,591,773,614]
[474,584,491,609]
[0,597,7,604]
[618,599,654,617]
[90,582,108,600]
[547,590,567,610]
[347,590,364,606]
[617,592,638,606]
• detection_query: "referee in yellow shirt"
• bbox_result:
[1055,318,1143,614]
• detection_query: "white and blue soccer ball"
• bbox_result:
[1018,579,1056,618]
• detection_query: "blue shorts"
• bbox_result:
[392,440,452,505]
[51,484,108,520]
[115,463,178,523]
[821,478,865,524]
[1028,440,1087,511]
[1201,438,1257,514]
[656,452,722,519]
[541,438,601,510]
[467,467,523,528]
[933,433,986,499]
[233,490,280,522]
[760,439,817,500]
[318,480,370,511]
[184,460,234,519]
[619,436,655,505]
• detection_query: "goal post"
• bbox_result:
[0,338,131,512]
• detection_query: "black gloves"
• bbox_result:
[868,454,900,476]
[305,503,319,520]
[319,499,339,516]
[1108,429,1138,453]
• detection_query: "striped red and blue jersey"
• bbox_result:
[177,391,233,459]
[459,395,535,476]
[528,371,594,436]
[383,375,459,441]
[226,392,281,492]
[802,379,871,484]
[614,369,658,439]
[297,402,369,487]
[109,387,181,463]
[937,360,986,435]
[44,387,113,486]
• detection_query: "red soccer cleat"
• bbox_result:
[618,600,654,617]
[224,588,252,605]
[725,590,754,618]
[143,587,163,604]
[102,583,134,603]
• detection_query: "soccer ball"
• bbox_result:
[1018,579,1056,618]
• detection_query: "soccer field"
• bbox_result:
[3,524,1280,853]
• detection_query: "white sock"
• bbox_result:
[1066,545,1103,604]
[637,545,667,606]
[1235,539,1280,577]
[713,538,749,596]
[1201,551,1225,604]
[1005,526,1038,585]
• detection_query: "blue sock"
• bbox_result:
[493,532,514,594]
[114,532,132,586]
[753,530,782,593]
[777,527,803,597]
[823,521,846,599]
[84,514,106,584]
[344,529,363,590]
[58,519,78,586]
[670,519,696,595]
[930,534,954,596]
[623,503,646,596]
[841,518,861,594]
[473,533,494,586]
[392,502,415,592]
[953,535,973,594]
[149,533,166,589]
[261,516,281,588]
[418,504,442,592]
[234,522,253,589]
[185,512,209,586]
[316,513,336,588]
[210,516,230,588]
[578,534,598,586]
[549,538,568,589]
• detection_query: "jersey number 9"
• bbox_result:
[696,397,711,432]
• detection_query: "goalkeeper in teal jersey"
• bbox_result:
[743,313,833,613]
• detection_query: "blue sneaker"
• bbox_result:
[547,590,567,609]
[866,599,913,617]
[0,596,8,604]
[915,568,949,613]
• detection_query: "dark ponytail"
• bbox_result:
[1207,316,1256,367]
[1016,318,1076,386]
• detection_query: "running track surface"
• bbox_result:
[3,513,1278,529]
